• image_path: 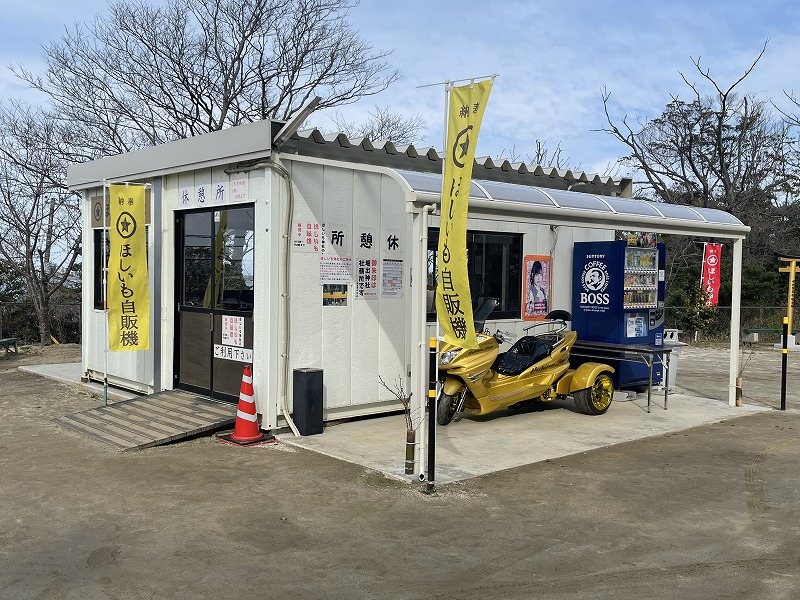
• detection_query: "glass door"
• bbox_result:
[175,206,255,402]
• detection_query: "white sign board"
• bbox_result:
[221,315,244,347]
[356,259,378,298]
[214,344,253,363]
[293,221,323,252]
[382,259,403,298]
[230,176,249,203]
[320,256,354,285]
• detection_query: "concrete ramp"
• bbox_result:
[56,390,236,451]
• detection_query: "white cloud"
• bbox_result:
[5,0,800,172]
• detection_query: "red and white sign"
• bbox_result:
[221,315,244,348]
[701,243,722,306]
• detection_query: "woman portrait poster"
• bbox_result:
[523,255,551,321]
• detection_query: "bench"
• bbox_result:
[0,337,19,356]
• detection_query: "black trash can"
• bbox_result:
[293,368,323,435]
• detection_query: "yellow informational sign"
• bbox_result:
[435,79,493,349]
[107,184,150,351]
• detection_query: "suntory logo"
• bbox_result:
[580,260,610,305]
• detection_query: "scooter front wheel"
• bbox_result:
[436,387,462,426]
[573,372,614,415]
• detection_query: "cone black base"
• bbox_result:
[217,431,275,446]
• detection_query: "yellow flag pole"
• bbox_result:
[103,180,109,406]
[421,75,496,489]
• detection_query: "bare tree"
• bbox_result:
[328,104,426,144]
[599,43,800,266]
[0,0,405,341]
[494,140,578,171]
[13,0,400,157]
[0,102,81,343]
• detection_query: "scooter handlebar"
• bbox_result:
[494,330,515,344]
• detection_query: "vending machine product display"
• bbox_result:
[572,239,666,389]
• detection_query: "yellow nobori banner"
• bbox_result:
[107,184,150,351]
[436,79,492,349]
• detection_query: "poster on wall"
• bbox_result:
[620,231,657,247]
[322,284,348,306]
[322,223,350,257]
[230,176,249,202]
[221,315,244,347]
[523,255,551,321]
[626,313,648,338]
[293,221,322,252]
[356,227,377,258]
[382,259,403,298]
[320,255,353,285]
[355,258,378,298]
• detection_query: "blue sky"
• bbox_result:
[3,0,800,176]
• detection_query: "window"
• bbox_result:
[94,227,150,310]
[427,229,522,321]
[179,207,255,310]
[93,229,109,310]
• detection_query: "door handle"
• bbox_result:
[210,313,214,332]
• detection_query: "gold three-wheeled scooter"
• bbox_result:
[437,298,616,425]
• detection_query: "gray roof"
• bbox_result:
[68,121,277,190]
[282,128,632,197]
[392,169,749,240]
[66,119,746,238]
[68,119,631,198]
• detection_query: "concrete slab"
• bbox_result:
[18,362,140,401]
[18,362,83,385]
[21,350,778,484]
[278,391,768,484]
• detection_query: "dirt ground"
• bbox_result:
[0,342,82,368]
[2,343,800,599]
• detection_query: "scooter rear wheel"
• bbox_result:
[436,388,461,426]
[573,373,614,415]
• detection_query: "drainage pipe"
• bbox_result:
[264,160,301,437]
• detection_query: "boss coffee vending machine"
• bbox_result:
[571,237,666,389]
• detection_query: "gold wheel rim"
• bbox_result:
[591,374,613,411]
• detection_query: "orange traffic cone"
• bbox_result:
[218,365,272,446]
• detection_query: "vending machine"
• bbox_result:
[571,239,666,389]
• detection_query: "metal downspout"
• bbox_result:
[265,160,301,436]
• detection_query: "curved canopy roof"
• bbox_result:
[392,169,749,240]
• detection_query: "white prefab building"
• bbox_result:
[69,118,749,444]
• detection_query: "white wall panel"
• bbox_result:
[320,167,354,409]
[349,170,382,407]
[377,174,410,404]
[286,161,325,410]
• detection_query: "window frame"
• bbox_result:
[426,228,523,322]
[93,228,109,310]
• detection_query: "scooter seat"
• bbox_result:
[492,336,553,376]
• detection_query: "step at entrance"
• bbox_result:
[56,390,236,451]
